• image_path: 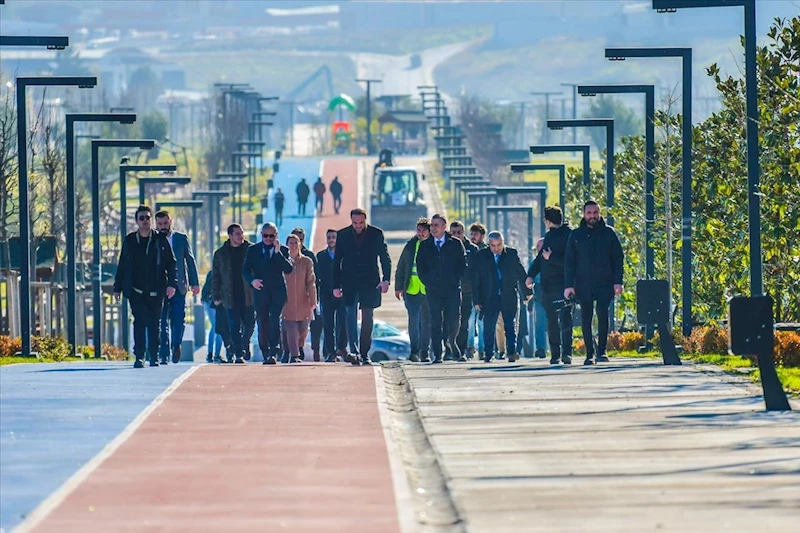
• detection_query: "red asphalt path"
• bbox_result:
[32,364,400,533]
[312,158,360,251]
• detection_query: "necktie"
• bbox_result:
[494,255,502,279]
[436,240,442,250]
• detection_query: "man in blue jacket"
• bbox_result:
[243,222,294,365]
[564,201,624,365]
[155,210,199,364]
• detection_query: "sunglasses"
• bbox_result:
[262,233,276,239]
[138,215,151,221]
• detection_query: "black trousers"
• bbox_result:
[227,305,255,360]
[544,298,573,358]
[321,296,347,355]
[455,291,473,355]
[580,298,612,357]
[255,299,283,357]
[428,289,461,359]
[482,294,518,357]
[129,291,163,362]
[310,310,323,352]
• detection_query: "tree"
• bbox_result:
[458,95,509,183]
[583,95,643,153]
[0,77,19,283]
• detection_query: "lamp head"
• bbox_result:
[656,7,677,13]
[47,44,67,51]
[549,126,564,131]
[607,56,626,61]
[580,92,597,97]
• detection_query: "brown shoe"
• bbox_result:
[171,345,181,364]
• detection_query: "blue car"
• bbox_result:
[359,320,410,362]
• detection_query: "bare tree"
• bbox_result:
[0,78,19,281]
[458,95,509,183]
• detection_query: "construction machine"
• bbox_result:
[370,149,427,230]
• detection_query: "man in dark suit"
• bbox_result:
[450,220,479,359]
[417,214,467,363]
[564,200,624,365]
[317,228,348,362]
[243,222,294,365]
[332,208,392,366]
[473,231,531,363]
[155,210,199,364]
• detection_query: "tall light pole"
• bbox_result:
[91,139,156,358]
[209,179,245,225]
[216,171,248,220]
[604,47,693,336]
[529,144,591,201]
[547,118,615,224]
[15,76,97,356]
[65,113,137,357]
[531,91,562,143]
[193,190,231,260]
[356,78,382,155]
[560,83,580,143]
[578,84,655,279]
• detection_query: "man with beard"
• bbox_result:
[394,218,432,363]
[113,205,177,368]
[332,208,392,366]
[416,214,467,363]
[564,201,624,365]
[527,206,573,365]
[451,220,479,359]
[212,224,255,364]
[155,210,199,364]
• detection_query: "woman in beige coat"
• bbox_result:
[282,234,317,362]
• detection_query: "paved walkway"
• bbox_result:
[400,357,800,533]
[21,364,402,533]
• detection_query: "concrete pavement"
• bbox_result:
[395,357,800,532]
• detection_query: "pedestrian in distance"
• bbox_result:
[281,234,317,363]
[473,231,532,363]
[332,208,392,366]
[212,224,256,364]
[564,200,624,366]
[201,270,225,364]
[274,188,285,226]
[243,222,293,365]
[416,214,467,363]
[155,210,199,364]
[296,178,310,216]
[313,177,326,215]
[113,205,178,368]
[467,222,487,359]
[527,206,573,365]
[317,229,348,362]
[394,217,432,363]
[330,176,343,215]
[451,220,479,359]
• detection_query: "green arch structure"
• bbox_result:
[328,94,356,112]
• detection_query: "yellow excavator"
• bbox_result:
[370,149,427,230]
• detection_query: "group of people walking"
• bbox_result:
[273,176,344,225]
[114,195,624,369]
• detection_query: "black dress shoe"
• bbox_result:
[457,355,468,362]
[361,356,373,365]
[534,349,547,359]
[550,356,560,365]
[561,355,573,365]
[149,360,160,367]
[172,345,182,364]
[213,355,224,364]
[432,355,443,364]
[483,354,494,363]
[134,359,144,368]
[420,353,431,363]
[351,356,362,366]
[507,353,520,363]
[408,354,420,362]
[596,354,610,363]
[235,357,245,364]
[264,356,277,365]
[243,350,252,361]
[206,353,213,363]
[299,348,306,361]
[159,358,169,365]
[583,357,595,366]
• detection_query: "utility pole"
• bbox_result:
[356,78,382,155]
[561,83,580,143]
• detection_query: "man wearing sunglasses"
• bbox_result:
[243,222,293,365]
[114,205,178,368]
[213,224,255,364]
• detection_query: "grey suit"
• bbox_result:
[170,231,199,295]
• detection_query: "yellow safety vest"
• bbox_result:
[406,240,426,295]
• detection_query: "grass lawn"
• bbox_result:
[0,356,92,366]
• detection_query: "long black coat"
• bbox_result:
[416,232,466,294]
[473,246,531,312]
[242,242,293,306]
[564,217,624,301]
[332,225,392,307]
[316,248,337,302]
[114,230,177,299]
[527,223,572,299]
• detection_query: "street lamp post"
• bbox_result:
[16,76,97,356]
[0,36,68,48]
[90,139,156,358]
[65,113,137,357]
[216,172,248,221]
[578,84,655,278]
[356,78,382,155]
[138,176,191,205]
[547,118,615,224]
[209,179,244,225]
[193,190,231,260]
[529,144,592,201]
[510,164,567,214]
[238,142,266,201]
[153,200,204,265]
[604,47,693,336]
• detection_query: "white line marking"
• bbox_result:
[373,366,415,533]
[15,365,202,533]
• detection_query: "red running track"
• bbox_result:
[312,158,361,251]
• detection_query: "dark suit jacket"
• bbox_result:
[169,231,199,295]
[332,225,391,293]
[416,232,466,294]
[316,248,338,301]
[473,246,531,311]
[243,242,293,306]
